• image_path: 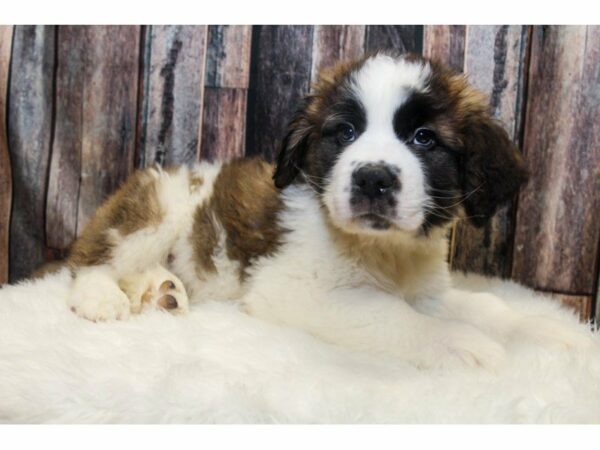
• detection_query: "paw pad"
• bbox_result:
[117,265,189,316]
[158,294,178,310]
[160,280,176,292]
[139,276,187,313]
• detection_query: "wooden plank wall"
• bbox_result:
[138,26,207,167]
[201,25,252,161]
[47,26,140,254]
[0,25,598,322]
[511,26,600,320]
[7,26,55,281]
[0,26,13,285]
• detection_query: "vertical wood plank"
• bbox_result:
[512,26,600,299]
[201,88,248,161]
[204,25,251,89]
[46,26,140,249]
[137,25,208,168]
[77,27,140,234]
[200,25,251,161]
[592,268,600,328]
[553,293,593,322]
[311,25,366,81]
[451,26,530,278]
[423,25,466,71]
[7,26,55,281]
[364,26,423,54]
[45,27,85,251]
[245,26,314,161]
[0,26,13,284]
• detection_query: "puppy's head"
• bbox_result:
[274,52,528,235]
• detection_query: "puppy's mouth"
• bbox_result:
[349,206,425,233]
[353,212,393,230]
[350,195,396,231]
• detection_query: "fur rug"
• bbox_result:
[1,269,599,423]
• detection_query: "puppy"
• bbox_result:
[44,51,592,369]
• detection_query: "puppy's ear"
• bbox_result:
[461,115,528,227]
[273,101,313,189]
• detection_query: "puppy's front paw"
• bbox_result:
[69,270,131,321]
[139,277,189,314]
[118,265,189,315]
[416,322,508,371]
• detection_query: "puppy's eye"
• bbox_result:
[337,124,356,144]
[412,128,437,148]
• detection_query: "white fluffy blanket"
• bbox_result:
[1,270,599,423]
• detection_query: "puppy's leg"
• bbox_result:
[430,289,597,351]
[69,264,189,321]
[69,265,131,321]
[244,285,507,370]
[65,166,200,321]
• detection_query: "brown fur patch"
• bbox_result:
[29,260,67,280]
[326,217,448,297]
[190,203,219,276]
[426,60,528,225]
[67,169,163,267]
[191,159,285,280]
[189,173,204,190]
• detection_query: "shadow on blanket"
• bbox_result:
[0,269,599,423]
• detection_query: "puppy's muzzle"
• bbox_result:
[352,164,398,199]
[350,163,400,220]
[352,163,399,198]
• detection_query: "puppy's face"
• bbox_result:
[274,53,528,235]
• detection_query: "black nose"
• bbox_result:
[352,165,398,199]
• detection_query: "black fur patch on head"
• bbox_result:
[321,97,367,135]
[392,91,463,232]
[273,62,368,192]
[393,92,443,140]
[305,94,367,192]
[424,59,529,227]
[273,100,314,189]
[459,117,528,227]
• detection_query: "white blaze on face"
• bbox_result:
[323,55,432,234]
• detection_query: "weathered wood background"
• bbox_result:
[0,25,598,321]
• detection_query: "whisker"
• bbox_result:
[293,165,325,196]
[293,163,329,183]
[426,183,484,210]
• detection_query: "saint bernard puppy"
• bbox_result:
[42,52,593,370]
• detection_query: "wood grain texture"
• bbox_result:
[554,293,593,322]
[201,88,248,161]
[46,26,140,250]
[45,27,85,250]
[596,272,600,323]
[245,26,314,161]
[137,25,208,168]
[451,26,530,278]
[205,25,252,89]
[7,26,55,281]
[311,26,365,82]
[423,25,466,70]
[364,25,423,53]
[0,26,13,284]
[512,26,600,295]
[201,26,251,161]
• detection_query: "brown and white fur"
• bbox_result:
[40,52,593,370]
